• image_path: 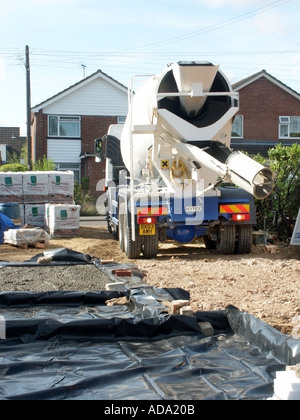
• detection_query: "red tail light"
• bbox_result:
[232,214,251,222]
[137,217,156,225]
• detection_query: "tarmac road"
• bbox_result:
[80,216,106,227]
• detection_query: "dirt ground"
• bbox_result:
[0,225,299,335]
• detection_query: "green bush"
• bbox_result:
[0,163,27,172]
[253,143,300,240]
[80,203,99,216]
[74,179,99,216]
[33,156,55,171]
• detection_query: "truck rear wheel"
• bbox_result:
[142,231,159,259]
[216,224,236,255]
[236,225,253,254]
[124,212,141,259]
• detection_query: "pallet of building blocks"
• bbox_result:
[24,204,46,228]
[48,171,74,204]
[48,228,80,238]
[45,204,80,237]
[0,172,23,203]
[4,228,51,247]
[23,172,49,204]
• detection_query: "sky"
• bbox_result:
[0,0,299,135]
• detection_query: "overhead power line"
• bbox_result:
[0,0,297,91]
[109,0,293,54]
[1,0,292,67]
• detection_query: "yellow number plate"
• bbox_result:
[139,224,156,236]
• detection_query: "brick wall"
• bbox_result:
[238,77,300,141]
[81,116,117,154]
[81,115,117,204]
[34,110,48,159]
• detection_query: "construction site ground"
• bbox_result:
[0,225,299,335]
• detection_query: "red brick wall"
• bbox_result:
[238,77,300,141]
[32,112,118,205]
[34,110,48,159]
[81,115,117,204]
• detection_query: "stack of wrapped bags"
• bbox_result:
[0,171,80,238]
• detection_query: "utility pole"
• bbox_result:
[25,45,32,170]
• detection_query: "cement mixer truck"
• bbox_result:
[95,62,274,259]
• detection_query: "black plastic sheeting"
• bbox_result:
[0,293,299,400]
[0,249,299,400]
[0,248,94,267]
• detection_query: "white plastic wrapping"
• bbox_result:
[4,228,51,246]
[0,173,23,203]
[0,171,74,205]
[23,172,49,204]
[48,171,74,204]
[24,204,46,228]
[45,204,80,237]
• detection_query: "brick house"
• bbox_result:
[0,127,26,164]
[31,70,128,204]
[231,70,300,157]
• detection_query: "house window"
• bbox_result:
[48,116,81,138]
[279,116,300,139]
[232,115,243,138]
[55,163,81,183]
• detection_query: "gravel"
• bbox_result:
[0,265,111,292]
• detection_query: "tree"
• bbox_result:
[254,143,300,240]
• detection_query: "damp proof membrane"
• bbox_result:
[0,250,299,400]
[0,291,299,401]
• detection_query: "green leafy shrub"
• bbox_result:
[74,179,98,216]
[253,143,300,240]
[33,156,55,171]
[0,163,27,172]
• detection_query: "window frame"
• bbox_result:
[279,116,300,140]
[231,115,244,139]
[48,115,81,138]
[55,163,81,183]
